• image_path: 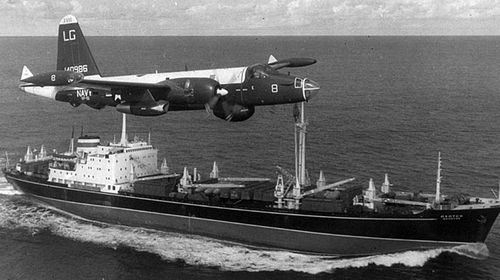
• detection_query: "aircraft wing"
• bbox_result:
[79,77,180,90]
[75,76,186,106]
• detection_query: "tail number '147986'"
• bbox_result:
[64,65,88,73]
[77,89,92,100]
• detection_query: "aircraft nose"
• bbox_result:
[303,78,320,100]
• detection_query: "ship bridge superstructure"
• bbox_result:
[48,115,160,193]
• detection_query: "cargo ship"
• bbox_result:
[3,104,500,256]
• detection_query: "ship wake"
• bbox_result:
[0,193,490,274]
[0,177,22,195]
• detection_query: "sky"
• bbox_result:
[2,0,500,36]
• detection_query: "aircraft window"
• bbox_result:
[248,64,271,79]
[295,78,303,88]
[251,69,268,79]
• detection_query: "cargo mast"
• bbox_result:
[435,152,442,204]
[292,102,307,208]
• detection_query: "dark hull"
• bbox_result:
[5,171,500,256]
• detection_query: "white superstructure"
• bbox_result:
[48,115,162,193]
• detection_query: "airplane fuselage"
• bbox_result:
[19,15,320,122]
[81,66,306,108]
[26,65,310,110]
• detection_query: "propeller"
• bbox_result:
[205,87,229,116]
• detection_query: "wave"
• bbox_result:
[0,177,22,196]
[0,196,489,274]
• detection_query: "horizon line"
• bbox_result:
[2,34,500,37]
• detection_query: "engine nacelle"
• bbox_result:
[116,101,169,116]
[213,103,255,122]
[169,78,221,104]
[85,102,106,110]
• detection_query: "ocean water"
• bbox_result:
[0,36,500,279]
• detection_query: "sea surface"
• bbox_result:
[1,36,500,279]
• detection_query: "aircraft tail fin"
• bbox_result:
[21,66,33,81]
[268,55,278,64]
[57,15,101,76]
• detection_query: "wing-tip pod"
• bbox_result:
[19,69,84,86]
[268,56,317,70]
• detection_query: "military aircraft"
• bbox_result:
[19,15,320,122]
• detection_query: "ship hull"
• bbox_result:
[5,172,500,256]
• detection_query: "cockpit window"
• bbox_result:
[248,64,276,79]
[252,69,267,79]
[294,78,303,88]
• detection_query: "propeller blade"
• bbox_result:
[206,87,228,110]
[204,103,212,115]
[222,100,235,121]
[207,95,220,109]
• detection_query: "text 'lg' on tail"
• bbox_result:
[57,15,101,76]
